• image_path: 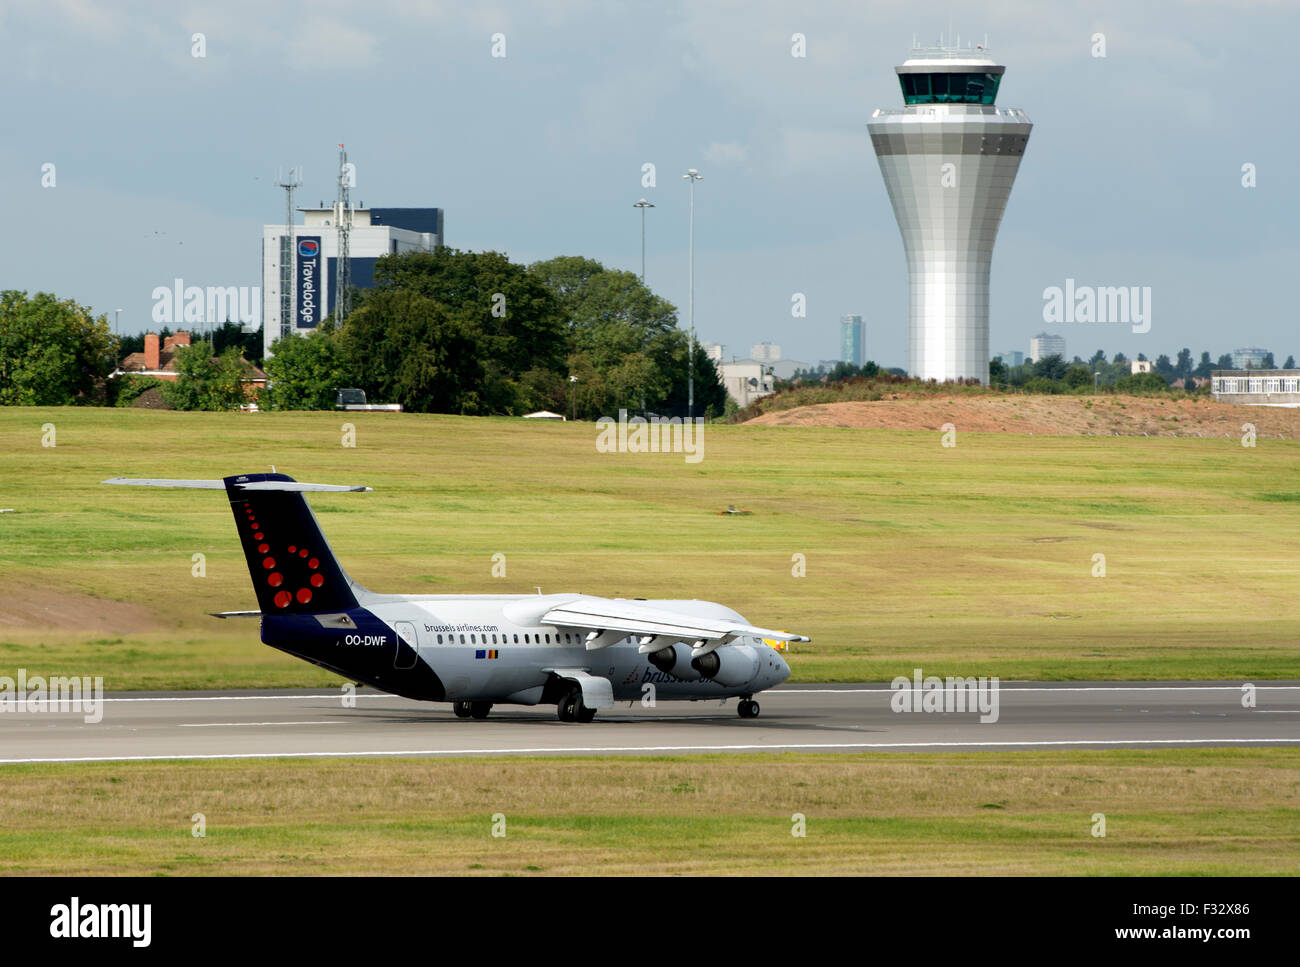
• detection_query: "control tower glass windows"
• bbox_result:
[899,72,1001,104]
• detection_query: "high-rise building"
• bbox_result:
[701,342,724,362]
[1029,332,1066,362]
[868,40,1032,383]
[840,314,865,366]
[750,341,782,362]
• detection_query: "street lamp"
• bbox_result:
[633,198,654,284]
[682,168,702,419]
[1094,371,1101,394]
[114,308,122,334]
[569,375,579,422]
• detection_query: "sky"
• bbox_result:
[1,0,1296,370]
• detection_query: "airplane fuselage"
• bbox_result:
[262,592,792,706]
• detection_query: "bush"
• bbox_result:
[112,375,165,407]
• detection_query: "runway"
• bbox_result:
[2,682,1299,763]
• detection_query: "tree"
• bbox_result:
[1063,364,1092,389]
[1089,349,1107,367]
[209,320,264,365]
[529,254,734,419]
[1155,354,1174,377]
[264,330,349,410]
[0,290,117,405]
[338,288,484,414]
[1032,353,1067,381]
[160,343,252,410]
[1194,352,1214,379]
[375,248,565,379]
[1262,352,1276,369]
[988,358,1007,385]
[1217,354,1234,370]
[1285,355,1297,370]
[1176,348,1193,378]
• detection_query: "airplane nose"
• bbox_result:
[772,651,791,685]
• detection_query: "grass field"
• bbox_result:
[1,750,1296,875]
[1,406,1297,686]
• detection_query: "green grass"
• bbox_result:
[1,750,1297,875]
[1,406,1298,687]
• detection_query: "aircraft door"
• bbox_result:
[394,621,418,670]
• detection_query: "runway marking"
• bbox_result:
[773,687,1300,694]
[2,737,1299,765]
[178,721,343,728]
[98,694,401,703]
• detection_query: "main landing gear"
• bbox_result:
[557,687,597,723]
[737,697,761,719]
[453,701,493,719]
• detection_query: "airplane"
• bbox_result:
[103,473,809,723]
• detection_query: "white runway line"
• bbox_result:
[178,721,343,728]
[99,694,402,703]
[3,736,1300,765]
[773,686,1300,694]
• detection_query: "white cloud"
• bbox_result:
[703,140,748,165]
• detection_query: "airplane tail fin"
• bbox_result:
[222,473,366,615]
[104,473,370,615]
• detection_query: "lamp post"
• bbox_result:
[633,198,654,284]
[1094,371,1101,394]
[682,168,702,420]
[569,375,579,422]
[114,308,122,335]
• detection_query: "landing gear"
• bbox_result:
[469,701,493,720]
[558,688,597,723]
[738,698,760,719]
[453,701,472,718]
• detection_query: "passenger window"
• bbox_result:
[513,634,519,644]
[437,634,443,644]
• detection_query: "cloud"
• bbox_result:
[289,19,380,70]
[703,140,748,166]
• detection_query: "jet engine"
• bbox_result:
[690,644,760,687]
[646,642,700,680]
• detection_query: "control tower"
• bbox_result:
[868,40,1031,383]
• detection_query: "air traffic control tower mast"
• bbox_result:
[868,40,1031,384]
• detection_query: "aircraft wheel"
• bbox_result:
[453,701,472,718]
[738,699,760,719]
[469,701,493,720]
[557,691,579,723]
[576,704,597,723]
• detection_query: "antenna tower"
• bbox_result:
[333,144,352,325]
[277,166,302,341]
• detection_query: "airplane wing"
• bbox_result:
[540,595,809,658]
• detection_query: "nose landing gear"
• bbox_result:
[737,698,760,719]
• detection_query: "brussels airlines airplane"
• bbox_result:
[104,473,808,723]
